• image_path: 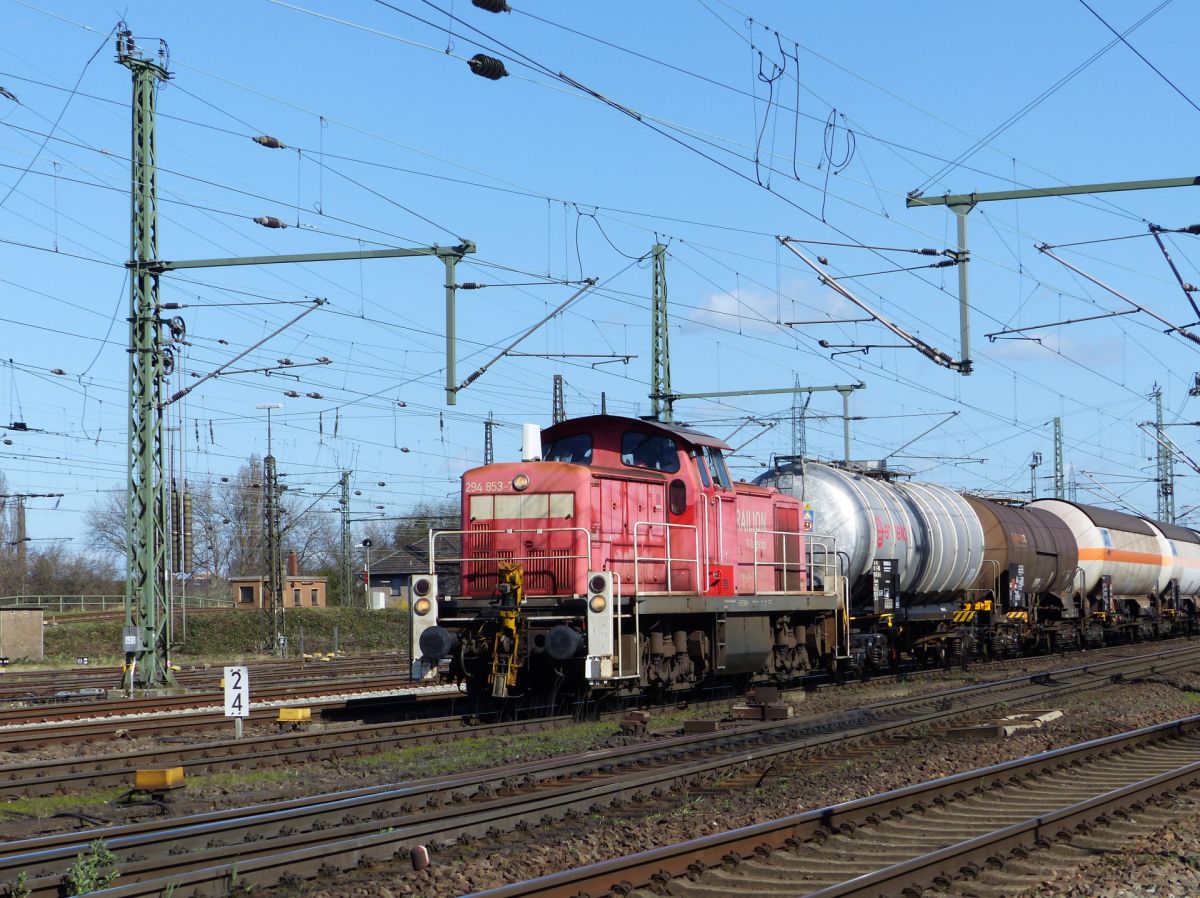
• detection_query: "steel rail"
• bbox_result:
[0,675,424,727]
[0,710,578,798]
[463,717,1200,898]
[7,645,1200,897]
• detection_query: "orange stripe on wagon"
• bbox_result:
[1077,548,1165,565]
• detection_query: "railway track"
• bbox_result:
[0,636,1170,751]
[4,644,1200,897]
[0,652,410,704]
[0,706,572,799]
[0,673,426,728]
[4,638,1186,798]
[473,718,1200,898]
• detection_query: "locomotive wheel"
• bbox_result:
[938,643,949,670]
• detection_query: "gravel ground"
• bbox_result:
[5,643,1200,896]
[259,655,1200,897]
[1014,796,1200,898]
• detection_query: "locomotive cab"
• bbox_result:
[414,414,846,699]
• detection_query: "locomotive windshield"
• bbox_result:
[542,433,592,464]
[621,432,680,472]
[702,445,732,489]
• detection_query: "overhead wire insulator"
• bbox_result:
[305,392,323,400]
[468,54,508,80]
[252,135,287,149]
[471,0,511,11]
[284,390,300,398]
[254,216,287,229]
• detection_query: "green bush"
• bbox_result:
[43,608,410,663]
[65,839,119,893]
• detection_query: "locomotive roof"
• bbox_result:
[542,414,732,451]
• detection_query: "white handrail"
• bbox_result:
[748,531,839,596]
[429,526,592,575]
[632,520,700,595]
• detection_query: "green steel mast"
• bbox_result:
[119,29,174,688]
[649,244,672,422]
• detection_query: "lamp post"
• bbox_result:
[361,538,372,608]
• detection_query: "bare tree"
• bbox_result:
[391,499,459,551]
[83,490,126,564]
[83,454,342,586]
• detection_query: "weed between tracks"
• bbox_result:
[0,787,126,818]
[344,721,618,776]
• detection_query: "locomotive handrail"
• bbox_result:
[632,521,701,596]
[428,526,592,576]
[804,533,839,594]
[750,528,806,595]
[610,571,640,680]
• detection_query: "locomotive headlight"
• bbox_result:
[588,594,607,614]
[413,597,433,616]
[589,574,608,594]
[412,576,432,597]
[512,473,530,491]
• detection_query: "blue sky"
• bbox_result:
[3,0,1200,547]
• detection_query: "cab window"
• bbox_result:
[669,479,687,515]
[694,453,712,488]
[543,433,592,465]
[702,445,732,489]
[620,431,680,472]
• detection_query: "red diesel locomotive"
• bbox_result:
[411,414,847,698]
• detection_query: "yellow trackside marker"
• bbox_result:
[277,707,311,723]
[135,767,184,791]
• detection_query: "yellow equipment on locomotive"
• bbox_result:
[490,562,525,698]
